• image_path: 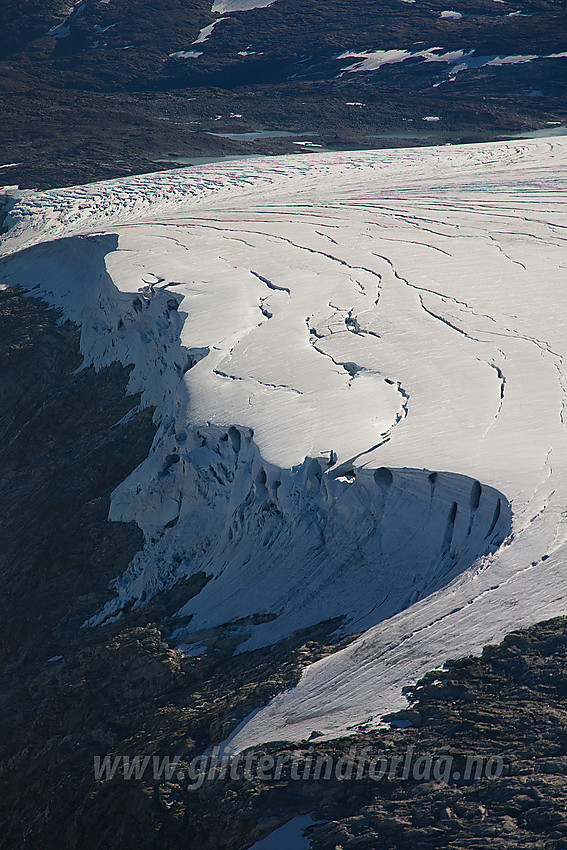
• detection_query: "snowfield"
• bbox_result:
[1,139,566,751]
[336,47,567,75]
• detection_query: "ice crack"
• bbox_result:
[249,269,290,295]
[213,368,303,395]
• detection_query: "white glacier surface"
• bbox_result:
[1,138,566,750]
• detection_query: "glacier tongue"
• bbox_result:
[1,138,566,748]
[91,419,511,652]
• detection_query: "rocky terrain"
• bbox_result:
[0,284,565,848]
[1,0,566,188]
[183,617,567,850]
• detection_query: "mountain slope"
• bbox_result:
[1,0,566,188]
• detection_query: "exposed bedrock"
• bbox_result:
[0,285,157,667]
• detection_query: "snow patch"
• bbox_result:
[193,19,225,44]
[212,0,277,10]
[250,815,323,849]
[170,50,203,58]
[47,23,71,38]
[337,46,567,75]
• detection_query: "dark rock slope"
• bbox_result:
[1,0,565,188]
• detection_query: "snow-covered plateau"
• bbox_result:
[1,138,566,753]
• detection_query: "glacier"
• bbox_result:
[1,137,566,751]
